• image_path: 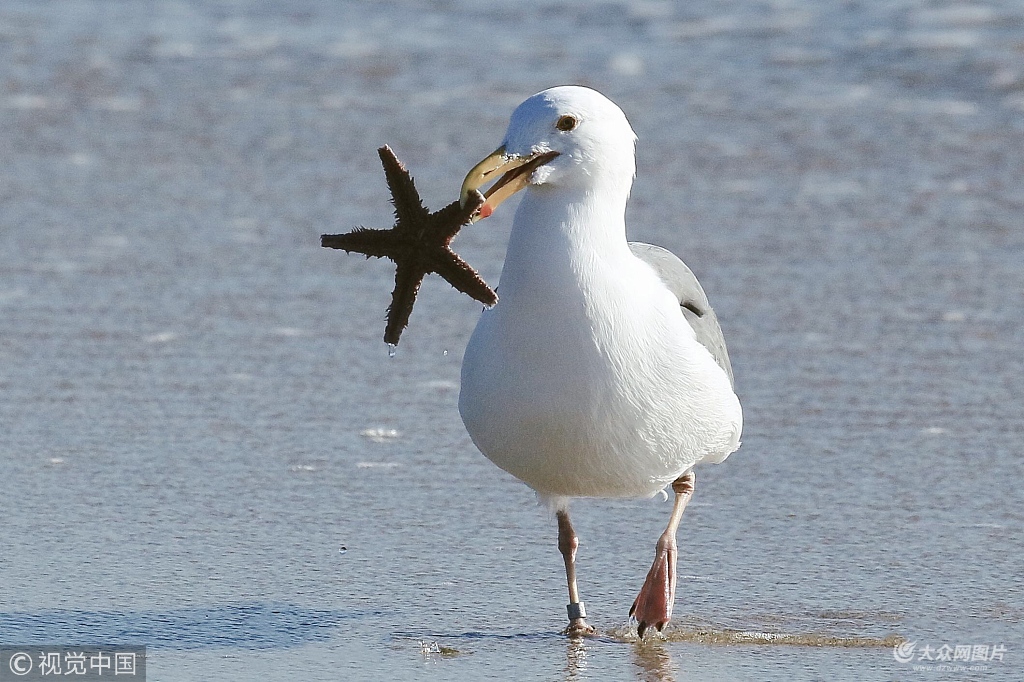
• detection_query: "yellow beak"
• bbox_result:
[460,146,560,222]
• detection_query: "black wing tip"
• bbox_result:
[681,301,705,317]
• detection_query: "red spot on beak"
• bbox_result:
[478,204,493,219]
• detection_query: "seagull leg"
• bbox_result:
[630,471,696,638]
[557,509,596,636]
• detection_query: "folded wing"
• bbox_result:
[629,242,735,387]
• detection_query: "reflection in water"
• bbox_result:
[564,634,677,682]
[559,621,904,682]
[563,636,589,681]
[630,640,677,682]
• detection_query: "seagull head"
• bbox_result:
[461,86,637,221]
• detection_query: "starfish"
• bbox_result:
[321,145,497,346]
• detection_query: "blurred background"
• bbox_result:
[0,1,1022,680]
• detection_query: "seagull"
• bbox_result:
[458,86,742,637]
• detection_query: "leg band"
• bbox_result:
[567,601,587,620]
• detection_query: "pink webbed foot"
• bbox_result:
[562,618,597,638]
[629,539,677,638]
[629,471,694,638]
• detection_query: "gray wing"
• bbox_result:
[629,242,735,387]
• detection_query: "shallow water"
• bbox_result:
[1,1,1022,680]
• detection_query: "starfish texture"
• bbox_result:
[322,145,497,346]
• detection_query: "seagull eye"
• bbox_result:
[556,115,578,132]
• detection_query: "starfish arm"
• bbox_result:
[428,193,485,243]
[323,148,493,345]
[321,228,400,259]
[384,261,427,345]
[430,251,498,306]
[378,145,429,229]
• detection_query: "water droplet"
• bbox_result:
[387,343,396,358]
[442,349,449,356]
